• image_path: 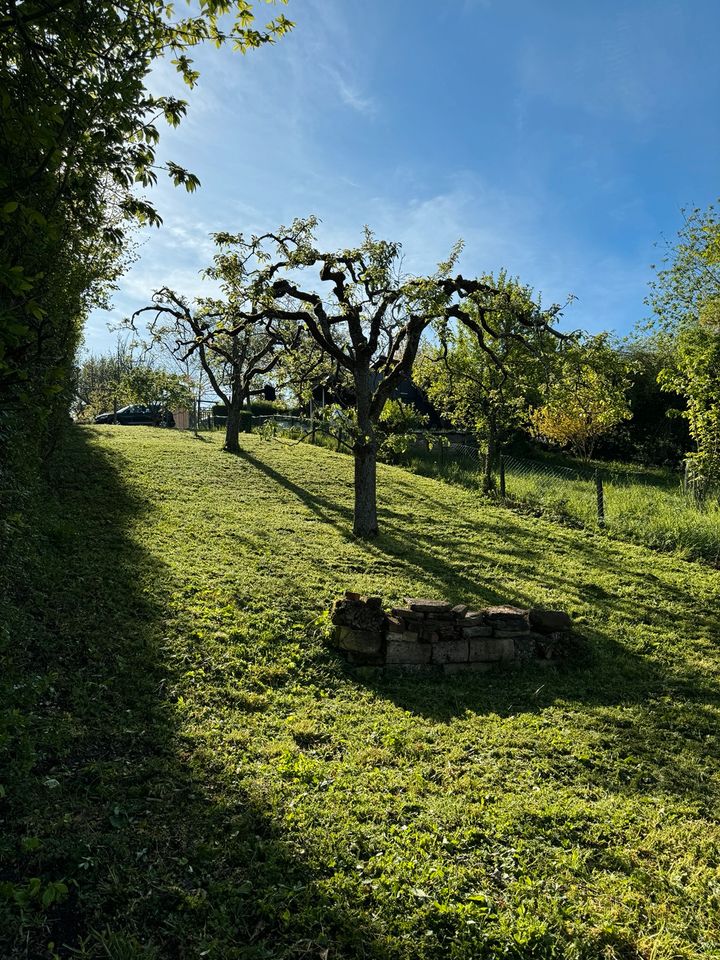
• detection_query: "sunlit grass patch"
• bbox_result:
[1,425,719,959]
[401,447,720,564]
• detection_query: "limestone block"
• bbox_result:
[386,640,432,664]
[483,604,529,629]
[426,613,457,624]
[431,639,469,664]
[331,598,386,631]
[485,604,527,617]
[391,607,424,622]
[364,595,383,609]
[387,631,420,643]
[485,605,529,634]
[494,626,530,637]
[462,624,493,638]
[469,636,515,662]
[463,611,487,626]
[336,626,382,654]
[404,598,452,614]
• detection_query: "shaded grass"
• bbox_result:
[1,425,719,959]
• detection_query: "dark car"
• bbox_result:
[94,405,175,427]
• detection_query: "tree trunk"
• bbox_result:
[224,390,242,453]
[353,439,378,537]
[353,367,379,537]
[482,422,496,494]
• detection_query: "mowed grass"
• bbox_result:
[398,448,720,565]
[2,425,720,959]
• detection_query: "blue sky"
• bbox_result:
[85,0,720,353]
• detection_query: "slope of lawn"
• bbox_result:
[273,424,720,564]
[397,447,720,564]
[2,425,719,959]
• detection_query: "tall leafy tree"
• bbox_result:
[132,287,291,452]
[648,200,720,484]
[73,337,136,420]
[528,335,634,460]
[200,220,462,536]
[121,363,194,415]
[0,0,292,468]
[592,335,689,465]
[648,201,720,333]
[415,271,561,490]
[133,318,211,434]
[193,219,560,537]
[74,338,193,420]
[657,325,720,490]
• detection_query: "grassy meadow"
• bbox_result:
[397,447,720,565]
[2,426,720,959]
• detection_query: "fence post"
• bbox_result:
[595,469,605,528]
[499,454,506,498]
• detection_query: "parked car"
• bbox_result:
[94,405,175,427]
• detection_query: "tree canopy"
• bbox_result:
[528,335,634,460]
[648,201,720,333]
[648,200,720,485]
[0,0,292,480]
[163,218,563,536]
[132,283,291,452]
[415,271,561,488]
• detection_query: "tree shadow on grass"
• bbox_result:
[232,445,355,528]
[235,446,707,633]
[0,429,389,960]
[3,432,712,958]
[234,444,720,814]
[235,445,709,683]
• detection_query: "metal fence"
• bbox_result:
[410,442,719,535]
[498,453,608,525]
[197,413,718,537]
[394,441,610,526]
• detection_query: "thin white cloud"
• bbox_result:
[89,160,652,352]
[325,66,376,115]
[86,2,673,354]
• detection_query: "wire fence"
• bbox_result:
[400,440,720,562]
[195,412,720,562]
[500,454,606,526]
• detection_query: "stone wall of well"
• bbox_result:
[329,593,573,672]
